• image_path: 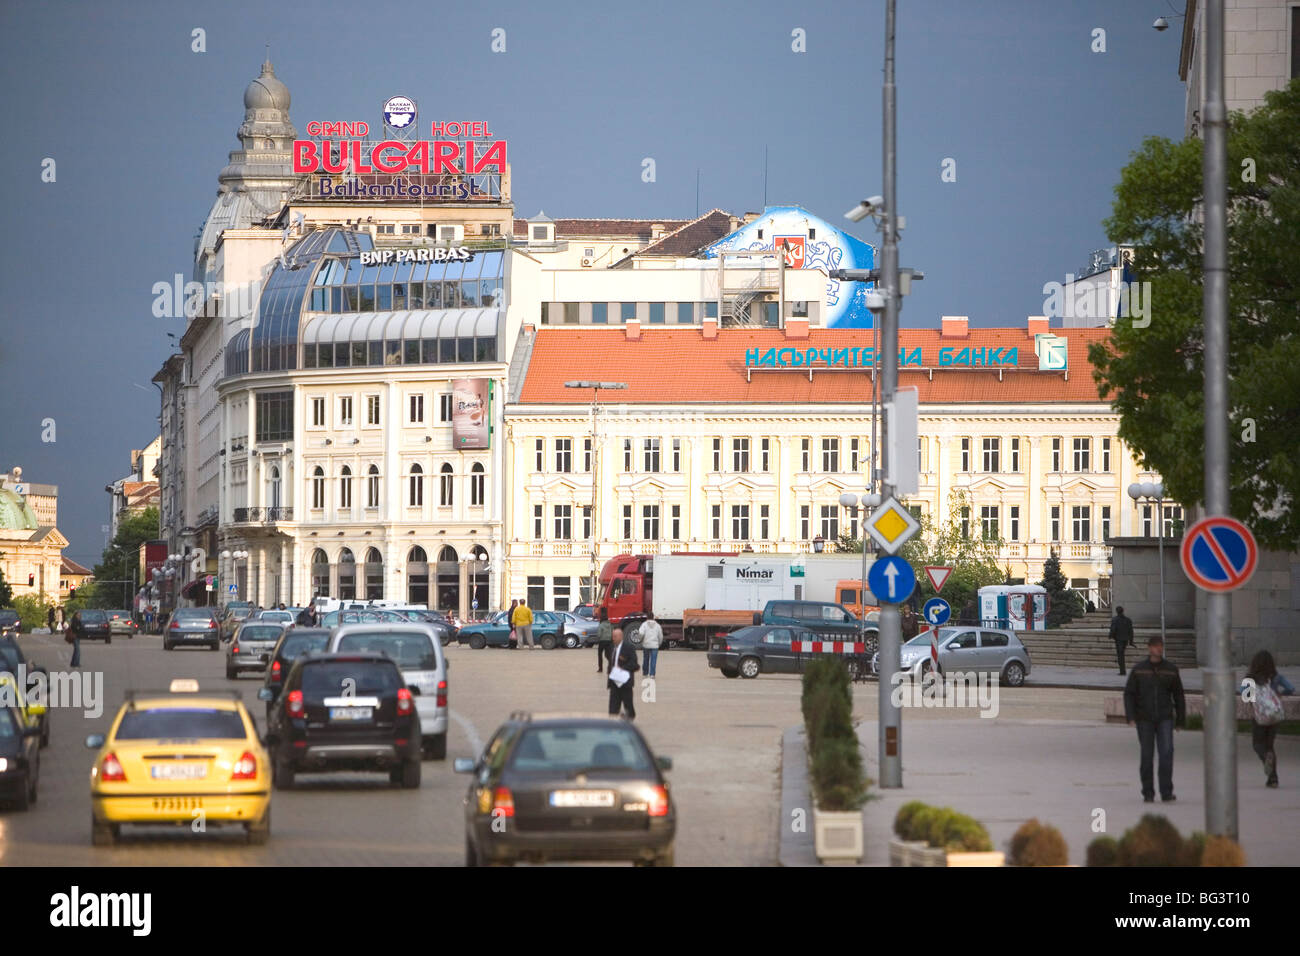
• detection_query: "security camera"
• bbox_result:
[844,196,885,222]
[1153,17,1169,31]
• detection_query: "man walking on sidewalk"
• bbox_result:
[605,627,639,720]
[1109,606,1135,675]
[1124,635,1186,803]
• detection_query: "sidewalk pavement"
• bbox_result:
[1026,663,1300,693]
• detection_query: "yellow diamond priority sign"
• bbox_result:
[866,496,920,555]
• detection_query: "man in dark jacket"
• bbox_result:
[1123,635,1186,802]
[1109,606,1135,675]
[605,627,640,721]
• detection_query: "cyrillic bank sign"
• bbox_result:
[744,346,1023,368]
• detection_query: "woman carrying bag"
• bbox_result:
[1241,650,1294,788]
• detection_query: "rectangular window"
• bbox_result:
[620,303,637,322]
[1010,438,1020,472]
[340,471,352,509]
[533,505,543,540]
[409,394,424,424]
[310,397,325,428]
[624,438,633,472]
[980,505,999,540]
[582,505,592,540]
[760,504,770,540]
[960,506,971,539]
[677,302,694,324]
[1072,505,1092,542]
[712,437,722,472]
[584,437,592,472]
[670,504,681,540]
[1101,505,1112,541]
[591,302,608,324]
[1009,505,1020,541]
[1073,438,1091,472]
[850,438,859,472]
[1101,437,1112,472]
[732,437,750,472]
[711,504,722,540]
[1162,505,1184,538]
[672,438,682,472]
[552,576,571,612]
[623,505,633,541]
[643,438,660,472]
[731,505,750,540]
[704,301,718,319]
[761,438,770,472]
[648,302,665,324]
[1142,504,1153,537]
[819,505,839,541]
[554,505,572,540]
[801,438,810,472]
[982,438,1000,473]
[960,438,971,472]
[563,302,579,325]
[527,576,545,611]
[366,395,380,426]
[555,438,572,473]
[822,438,839,473]
[338,396,353,428]
[1050,505,1061,542]
[800,505,810,541]
[535,438,544,473]
[440,393,453,422]
[642,505,660,540]
[1051,438,1062,472]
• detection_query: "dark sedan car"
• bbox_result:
[163,607,221,651]
[0,609,20,638]
[455,713,675,866]
[70,609,112,644]
[456,610,568,649]
[707,624,879,679]
[0,637,49,747]
[0,704,41,811]
[261,628,332,718]
[388,608,458,646]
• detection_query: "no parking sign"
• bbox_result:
[1180,516,1257,592]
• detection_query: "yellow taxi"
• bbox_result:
[0,672,47,737]
[86,679,271,846]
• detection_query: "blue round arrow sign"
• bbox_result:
[868,556,916,605]
[922,597,951,626]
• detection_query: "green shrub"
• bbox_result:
[1008,819,1069,866]
[942,814,993,852]
[894,801,928,839]
[1086,836,1120,867]
[1118,814,1185,867]
[810,737,868,811]
[11,594,52,632]
[1201,835,1246,867]
[907,806,938,842]
[1181,831,1207,866]
[925,807,957,847]
[802,656,867,812]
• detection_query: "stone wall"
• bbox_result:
[1196,548,1300,667]
[1107,536,1195,629]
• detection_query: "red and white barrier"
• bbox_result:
[791,641,869,654]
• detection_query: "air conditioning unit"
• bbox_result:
[581,258,593,268]
[436,224,464,243]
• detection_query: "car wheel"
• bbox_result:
[211,642,220,651]
[465,835,480,867]
[272,753,295,790]
[651,845,675,866]
[105,636,111,645]
[226,666,237,680]
[540,634,557,650]
[440,635,451,647]
[401,758,422,789]
[739,656,761,679]
[627,623,644,647]
[163,641,172,651]
[469,635,487,650]
[246,807,271,845]
[12,772,30,811]
[721,667,740,679]
[423,733,447,761]
[1002,661,1026,687]
[91,817,118,846]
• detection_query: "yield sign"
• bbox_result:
[924,566,953,592]
[1180,516,1257,592]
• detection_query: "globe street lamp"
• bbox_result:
[1127,481,1167,643]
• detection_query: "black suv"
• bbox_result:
[261,652,421,790]
[69,609,112,643]
[261,628,331,719]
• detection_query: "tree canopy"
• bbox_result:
[1089,79,1300,550]
[86,506,160,609]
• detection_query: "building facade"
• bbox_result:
[0,468,68,606]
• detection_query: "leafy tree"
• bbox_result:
[86,507,159,609]
[0,561,12,608]
[1038,551,1082,628]
[1090,79,1300,550]
[11,594,53,632]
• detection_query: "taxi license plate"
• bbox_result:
[151,763,207,780]
[329,707,373,721]
[550,790,615,808]
[152,796,203,811]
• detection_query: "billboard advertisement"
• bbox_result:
[139,540,167,583]
[452,379,490,449]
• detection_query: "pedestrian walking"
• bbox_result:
[1123,635,1186,803]
[1241,650,1294,788]
[605,627,640,720]
[595,607,613,673]
[67,615,81,668]
[1109,605,1135,675]
[46,606,55,633]
[640,611,663,678]
[511,599,536,649]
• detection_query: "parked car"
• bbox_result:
[226,621,288,680]
[0,609,21,637]
[706,624,841,679]
[456,610,569,649]
[318,607,409,628]
[328,623,448,760]
[164,607,221,651]
[0,637,50,746]
[220,602,255,640]
[573,604,596,621]
[384,607,458,646]
[455,713,675,866]
[871,626,1032,687]
[106,610,138,639]
[70,609,112,644]
[260,652,422,789]
[556,611,601,648]
[0,700,41,811]
[761,600,875,650]
[261,628,331,719]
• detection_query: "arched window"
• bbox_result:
[470,462,485,507]
[339,465,352,509]
[435,545,459,613]
[407,546,429,605]
[409,463,424,507]
[310,548,330,598]
[338,548,356,600]
[268,465,282,509]
[364,547,384,600]
[367,464,380,508]
[439,463,454,507]
[311,466,325,509]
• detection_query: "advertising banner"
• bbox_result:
[452,379,490,449]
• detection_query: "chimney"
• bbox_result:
[702,314,718,340]
[1027,315,1050,338]
[625,317,641,341]
[940,315,968,338]
[784,315,809,339]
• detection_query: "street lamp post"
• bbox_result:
[1127,482,1167,644]
[565,381,628,608]
[840,492,883,646]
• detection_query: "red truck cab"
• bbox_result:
[599,555,650,624]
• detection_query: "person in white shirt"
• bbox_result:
[639,612,663,678]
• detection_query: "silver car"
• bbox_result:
[556,611,600,648]
[226,621,288,679]
[872,626,1031,687]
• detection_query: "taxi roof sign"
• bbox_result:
[866,496,921,555]
[169,679,201,693]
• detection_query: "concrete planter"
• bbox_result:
[813,808,863,864]
[946,850,1006,867]
[888,837,947,867]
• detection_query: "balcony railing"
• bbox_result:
[266,507,293,522]
[231,507,293,524]
[233,507,260,523]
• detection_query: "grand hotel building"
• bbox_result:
[154,62,1173,617]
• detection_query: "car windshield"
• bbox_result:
[509,725,653,774]
[82,611,107,623]
[281,634,329,659]
[723,627,762,641]
[175,609,212,620]
[336,632,438,670]
[301,661,401,698]
[115,708,247,739]
[0,709,17,737]
[229,607,253,620]
[238,625,283,642]
[0,611,19,625]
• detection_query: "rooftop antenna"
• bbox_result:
[762,146,768,208]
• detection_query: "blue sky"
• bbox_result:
[0,0,1188,565]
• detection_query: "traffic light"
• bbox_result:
[28,573,34,586]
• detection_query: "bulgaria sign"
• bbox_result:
[452,379,490,450]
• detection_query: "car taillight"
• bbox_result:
[396,688,413,716]
[492,787,515,818]
[232,751,257,780]
[232,643,240,654]
[271,660,281,683]
[99,752,127,782]
[169,620,179,630]
[286,690,305,718]
[436,679,447,708]
[646,785,670,817]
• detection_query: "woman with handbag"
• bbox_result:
[66,619,80,668]
[1241,650,1294,788]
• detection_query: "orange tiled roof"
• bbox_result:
[61,556,91,575]
[516,327,1114,405]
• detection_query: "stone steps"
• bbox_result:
[1020,631,1197,668]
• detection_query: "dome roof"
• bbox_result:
[244,60,290,111]
[0,487,38,532]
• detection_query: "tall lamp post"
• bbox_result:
[564,381,628,607]
[1126,482,1167,644]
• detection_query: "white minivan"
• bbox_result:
[328,623,449,759]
